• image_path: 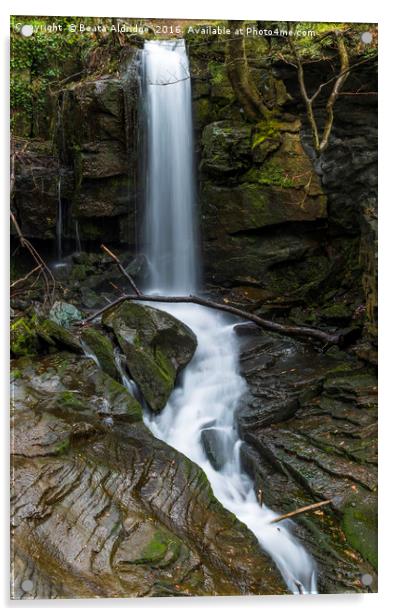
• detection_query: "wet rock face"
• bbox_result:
[237,331,378,593]
[58,77,137,243]
[200,120,326,232]
[12,140,74,241]
[11,352,286,599]
[198,118,327,301]
[102,301,198,412]
[188,45,377,340]
[12,66,141,246]
[188,46,331,306]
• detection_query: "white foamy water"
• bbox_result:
[140,39,318,594]
[142,39,199,294]
[144,303,317,594]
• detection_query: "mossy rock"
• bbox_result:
[202,181,326,235]
[319,303,354,324]
[342,491,378,570]
[11,317,38,357]
[118,523,183,568]
[11,350,285,597]
[102,301,197,412]
[200,121,252,177]
[81,327,119,381]
[36,319,81,353]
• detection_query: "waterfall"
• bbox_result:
[56,176,62,260]
[140,39,317,595]
[142,40,199,294]
[75,220,82,253]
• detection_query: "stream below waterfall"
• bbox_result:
[137,38,317,594]
[144,303,317,594]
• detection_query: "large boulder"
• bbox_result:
[102,302,197,412]
[80,326,119,381]
[11,352,286,598]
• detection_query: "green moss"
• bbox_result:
[153,349,176,387]
[136,530,181,567]
[58,390,85,410]
[193,97,214,127]
[208,61,226,86]
[103,375,142,422]
[81,328,119,381]
[36,319,81,353]
[244,161,296,188]
[11,317,38,357]
[320,303,353,320]
[139,532,169,564]
[54,437,70,455]
[342,496,378,570]
[10,368,22,380]
[252,119,281,149]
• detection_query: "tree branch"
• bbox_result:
[81,293,344,347]
[100,244,141,295]
[270,499,332,524]
[319,31,349,152]
[288,26,350,154]
[87,246,348,347]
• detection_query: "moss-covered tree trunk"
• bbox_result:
[225,20,270,121]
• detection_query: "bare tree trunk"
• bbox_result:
[288,28,350,154]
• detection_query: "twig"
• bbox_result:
[270,499,332,524]
[10,264,42,288]
[100,244,141,296]
[10,211,56,305]
[81,293,344,347]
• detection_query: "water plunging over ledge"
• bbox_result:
[140,39,317,594]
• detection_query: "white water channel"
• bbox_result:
[141,39,317,594]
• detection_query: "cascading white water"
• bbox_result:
[143,40,199,294]
[141,39,317,594]
[56,176,63,260]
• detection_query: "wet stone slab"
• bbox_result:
[236,330,378,593]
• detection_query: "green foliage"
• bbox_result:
[10,17,94,135]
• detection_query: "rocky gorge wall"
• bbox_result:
[187,34,377,355]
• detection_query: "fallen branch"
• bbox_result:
[82,293,343,347]
[85,246,346,347]
[270,499,332,524]
[100,244,141,296]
